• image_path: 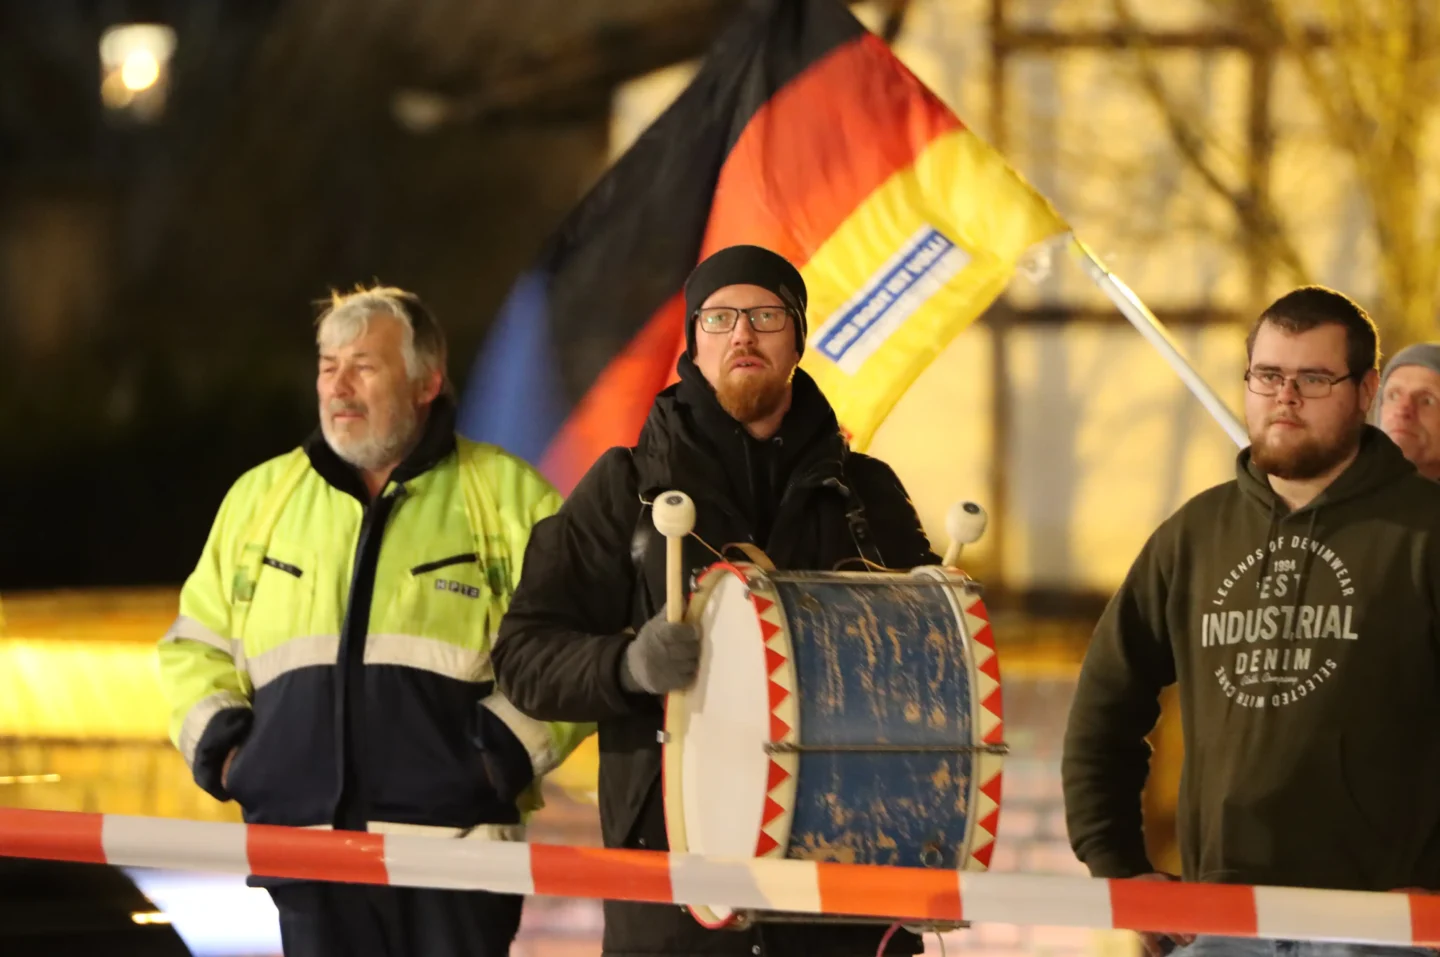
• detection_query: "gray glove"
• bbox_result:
[620,606,701,694]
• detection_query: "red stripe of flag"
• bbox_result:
[541,294,686,489]
[701,31,959,262]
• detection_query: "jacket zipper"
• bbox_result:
[332,483,406,830]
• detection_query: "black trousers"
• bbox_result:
[268,882,523,957]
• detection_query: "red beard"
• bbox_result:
[715,350,792,424]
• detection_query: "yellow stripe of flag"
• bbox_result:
[800,126,1070,448]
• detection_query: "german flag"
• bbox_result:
[458,0,1069,493]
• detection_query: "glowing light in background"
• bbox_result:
[120,49,161,92]
[125,869,282,957]
[99,23,175,120]
[391,89,452,134]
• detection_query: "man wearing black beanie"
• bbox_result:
[493,244,941,957]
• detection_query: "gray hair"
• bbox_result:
[315,285,453,397]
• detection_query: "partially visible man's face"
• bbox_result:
[1380,364,1440,479]
[692,283,799,424]
[317,313,426,471]
[1244,320,1375,480]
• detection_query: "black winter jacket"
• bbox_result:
[493,357,940,957]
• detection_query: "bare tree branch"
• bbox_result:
[1111,0,1310,287]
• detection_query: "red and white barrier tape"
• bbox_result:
[1,808,1436,945]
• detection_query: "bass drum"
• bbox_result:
[662,562,1005,928]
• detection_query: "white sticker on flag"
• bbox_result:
[812,225,970,375]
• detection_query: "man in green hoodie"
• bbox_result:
[1063,286,1440,957]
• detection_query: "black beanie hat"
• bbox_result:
[683,244,808,357]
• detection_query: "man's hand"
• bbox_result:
[1133,872,1195,957]
[221,746,239,791]
[620,606,701,694]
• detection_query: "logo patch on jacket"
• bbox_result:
[262,556,303,578]
[435,579,481,599]
[1196,535,1360,710]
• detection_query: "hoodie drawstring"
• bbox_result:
[1288,507,1322,636]
[1257,500,1281,596]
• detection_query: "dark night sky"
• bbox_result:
[0,0,660,588]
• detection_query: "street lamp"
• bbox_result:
[99,23,176,123]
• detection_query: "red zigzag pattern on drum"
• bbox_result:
[754,593,798,858]
[963,590,1004,871]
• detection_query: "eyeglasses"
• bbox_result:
[1244,369,1358,398]
[694,306,793,335]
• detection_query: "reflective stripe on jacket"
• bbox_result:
[159,404,592,832]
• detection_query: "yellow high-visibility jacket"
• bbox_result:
[158,414,591,837]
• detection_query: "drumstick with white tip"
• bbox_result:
[943,501,988,567]
[652,491,696,623]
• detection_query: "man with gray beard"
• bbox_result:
[1064,287,1440,957]
[158,286,591,957]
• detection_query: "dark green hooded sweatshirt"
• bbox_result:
[1063,425,1440,891]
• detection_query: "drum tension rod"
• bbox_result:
[761,742,1009,755]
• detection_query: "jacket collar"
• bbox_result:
[304,396,458,502]
[633,355,848,501]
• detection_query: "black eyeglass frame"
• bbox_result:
[1243,368,1360,398]
[692,305,796,335]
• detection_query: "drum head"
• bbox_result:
[662,563,799,928]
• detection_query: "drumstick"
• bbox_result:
[652,490,696,623]
[943,500,988,567]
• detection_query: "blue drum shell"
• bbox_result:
[773,575,976,870]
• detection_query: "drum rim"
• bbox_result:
[910,566,1006,872]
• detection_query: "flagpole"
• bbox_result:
[1068,237,1249,448]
